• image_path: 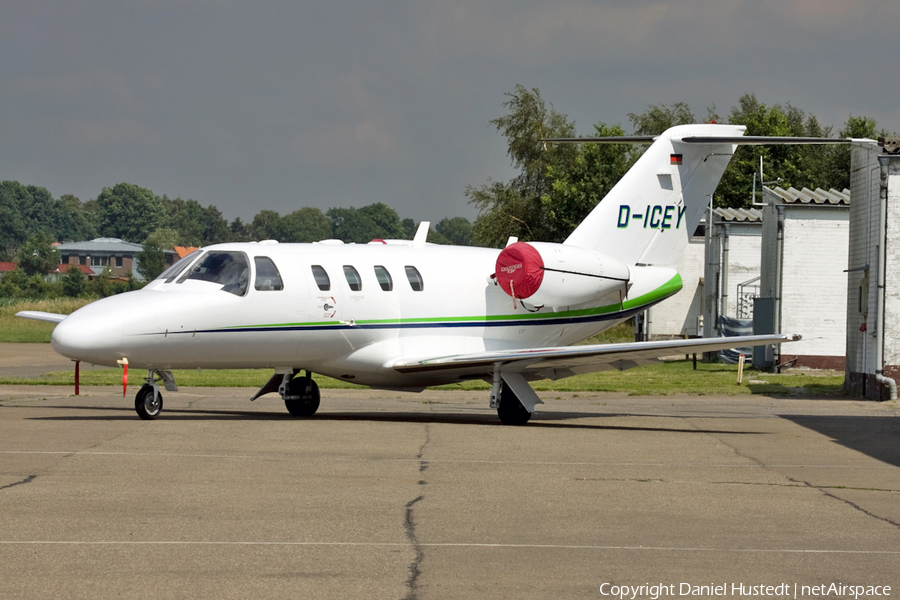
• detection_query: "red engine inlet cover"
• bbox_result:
[495,242,544,299]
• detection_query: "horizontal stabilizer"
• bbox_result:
[544,135,863,146]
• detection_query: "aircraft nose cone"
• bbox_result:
[51,304,124,366]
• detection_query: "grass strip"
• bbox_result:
[0,360,845,397]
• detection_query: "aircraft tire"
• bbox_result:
[497,385,531,426]
[135,384,163,420]
[284,378,320,417]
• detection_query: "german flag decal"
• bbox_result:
[670,154,683,165]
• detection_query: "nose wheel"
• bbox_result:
[135,384,163,420]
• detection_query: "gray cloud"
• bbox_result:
[2,0,898,227]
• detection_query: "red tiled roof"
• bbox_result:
[173,246,200,258]
[0,261,17,272]
[52,264,94,275]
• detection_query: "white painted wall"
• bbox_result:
[882,160,900,368]
[780,210,848,357]
[650,237,704,337]
[722,232,761,318]
[845,144,880,375]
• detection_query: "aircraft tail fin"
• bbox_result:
[563,124,745,267]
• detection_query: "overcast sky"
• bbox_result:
[3,0,898,225]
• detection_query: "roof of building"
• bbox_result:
[51,264,94,275]
[173,246,200,258]
[0,261,17,272]
[57,238,144,253]
[714,207,763,222]
[765,186,850,205]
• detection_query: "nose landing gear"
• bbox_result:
[133,370,177,420]
[135,384,163,420]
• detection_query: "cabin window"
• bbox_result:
[374,265,393,291]
[405,266,424,291]
[343,265,362,291]
[178,251,250,296]
[254,257,284,291]
[311,265,330,291]
[158,250,200,283]
[115,256,123,267]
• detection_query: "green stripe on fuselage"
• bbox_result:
[218,273,683,331]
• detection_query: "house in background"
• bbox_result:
[47,263,95,281]
[56,237,176,281]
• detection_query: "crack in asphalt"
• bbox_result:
[0,475,36,491]
[787,476,900,530]
[690,417,900,531]
[402,423,431,600]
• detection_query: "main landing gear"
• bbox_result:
[249,370,322,417]
[281,372,321,417]
[489,366,537,426]
[496,383,532,426]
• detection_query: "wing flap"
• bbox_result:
[392,334,800,377]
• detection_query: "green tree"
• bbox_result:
[467,85,580,247]
[468,86,637,247]
[16,232,60,276]
[249,210,283,241]
[327,203,406,243]
[159,196,232,245]
[628,102,697,135]
[0,181,45,260]
[96,183,164,242]
[136,229,178,281]
[714,94,847,207]
[434,217,473,246]
[230,217,250,241]
[61,265,87,297]
[57,194,99,242]
[279,207,332,242]
[401,218,417,239]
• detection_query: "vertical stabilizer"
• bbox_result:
[564,124,745,266]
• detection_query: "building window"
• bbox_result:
[254,257,284,291]
[91,256,106,267]
[405,266,424,291]
[343,265,362,291]
[374,266,393,291]
[115,256,123,267]
[311,265,330,291]
[80,256,88,266]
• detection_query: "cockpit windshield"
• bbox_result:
[156,250,201,283]
[177,251,250,296]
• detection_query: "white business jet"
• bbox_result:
[20,124,827,424]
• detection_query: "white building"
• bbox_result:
[645,234,705,339]
[756,187,850,370]
[702,208,763,338]
[845,140,900,400]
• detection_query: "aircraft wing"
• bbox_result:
[392,334,800,380]
[15,311,68,324]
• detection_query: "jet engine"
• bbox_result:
[494,241,630,308]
